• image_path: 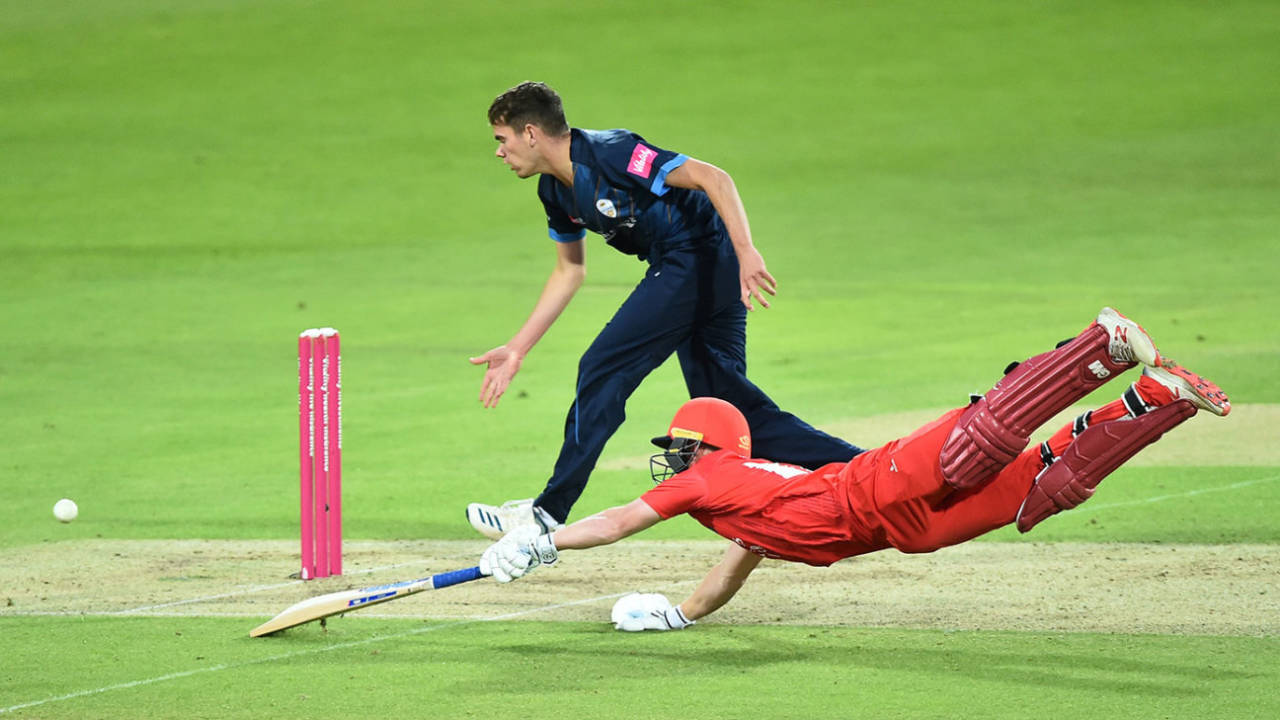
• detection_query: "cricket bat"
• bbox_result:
[250,566,485,637]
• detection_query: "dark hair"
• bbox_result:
[488,82,569,136]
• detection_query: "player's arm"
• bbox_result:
[663,158,776,311]
[469,238,586,408]
[610,541,761,631]
[679,542,762,620]
[479,499,663,583]
[550,498,664,550]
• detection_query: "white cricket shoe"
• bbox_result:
[465,498,563,540]
[1142,363,1231,417]
[1096,307,1161,367]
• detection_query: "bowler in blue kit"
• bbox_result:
[466,82,862,538]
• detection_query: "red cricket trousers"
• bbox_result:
[837,407,1042,553]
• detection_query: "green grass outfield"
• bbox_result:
[2,0,1277,717]
[3,618,1273,719]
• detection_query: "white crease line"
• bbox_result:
[6,610,269,618]
[3,609,571,620]
[1085,474,1279,513]
[112,581,303,614]
[113,559,432,614]
[0,581,695,715]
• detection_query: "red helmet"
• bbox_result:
[651,397,752,457]
[650,398,751,483]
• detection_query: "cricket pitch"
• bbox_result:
[2,539,1274,637]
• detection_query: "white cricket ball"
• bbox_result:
[53,498,78,523]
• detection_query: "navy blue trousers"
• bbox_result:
[535,238,863,522]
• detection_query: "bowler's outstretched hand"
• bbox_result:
[469,345,523,408]
[737,247,776,311]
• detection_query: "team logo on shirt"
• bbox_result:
[627,143,658,178]
[595,198,618,218]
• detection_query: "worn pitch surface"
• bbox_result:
[3,539,1273,637]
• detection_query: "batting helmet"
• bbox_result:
[650,397,751,483]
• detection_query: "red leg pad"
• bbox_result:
[940,324,1132,489]
[1016,399,1196,533]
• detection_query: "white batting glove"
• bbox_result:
[644,604,694,631]
[611,593,694,631]
[479,526,558,583]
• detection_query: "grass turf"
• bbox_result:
[1,0,1277,717]
[3,618,1277,719]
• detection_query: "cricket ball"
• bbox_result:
[53,498,78,523]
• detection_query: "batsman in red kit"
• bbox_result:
[478,308,1230,630]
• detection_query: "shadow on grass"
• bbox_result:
[488,625,1264,698]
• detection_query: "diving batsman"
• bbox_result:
[477,308,1230,629]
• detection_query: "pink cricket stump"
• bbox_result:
[312,332,330,578]
[299,328,343,580]
[323,329,343,575]
[298,330,318,580]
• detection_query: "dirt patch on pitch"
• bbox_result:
[1,539,1274,637]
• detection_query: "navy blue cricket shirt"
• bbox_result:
[536,128,726,260]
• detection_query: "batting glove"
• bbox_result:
[480,526,558,583]
[611,593,694,631]
[644,604,694,631]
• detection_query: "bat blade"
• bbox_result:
[250,566,484,637]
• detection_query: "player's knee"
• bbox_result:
[576,351,639,393]
[938,401,1026,490]
[576,345,608,376]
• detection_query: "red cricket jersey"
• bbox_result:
[640,450,887,566]
[642,407,1039,565]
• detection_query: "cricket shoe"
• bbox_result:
[466,498,562,540]
[1096,307,1162,367]
[1141,362,1231,417]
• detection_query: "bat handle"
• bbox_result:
[432,566,484,589]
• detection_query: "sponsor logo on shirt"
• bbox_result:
[743,462,807,479]
[601,217,637,243]
[549,213,585,226]
[627,143,658,178]
[595,198,618,218]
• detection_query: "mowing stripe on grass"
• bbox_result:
[0,585,692,715]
